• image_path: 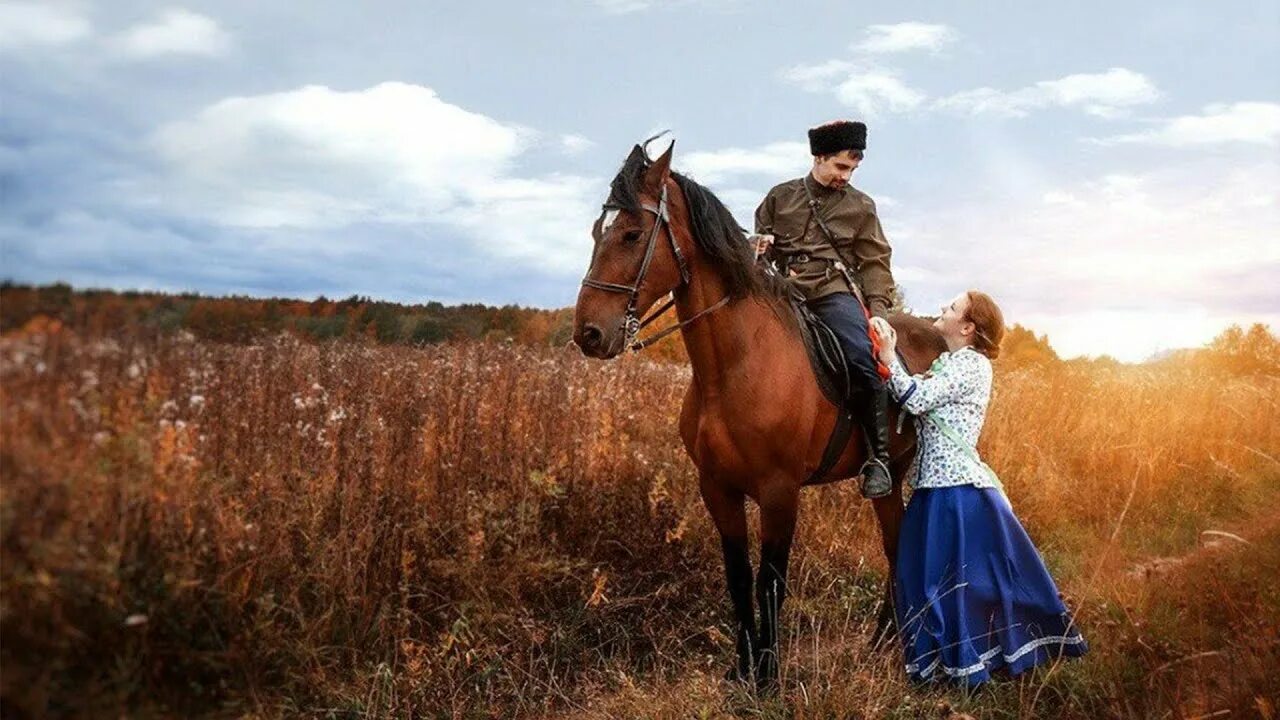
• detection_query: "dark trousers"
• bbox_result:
[807,291,884,392]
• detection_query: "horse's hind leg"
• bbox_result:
[755,483,799,690]
[870,474,906,648]
[699,476,756,682]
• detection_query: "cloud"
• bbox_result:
[936,67,1159,118]
[149,82,599,273]
[776,22,950,116]
[892,159,1279,360]
[682,141,809,185]
[855,22,956,54]
[1,210,295,294]
[781,43,1160,124]
[779,59,854,92]
[680,135,907,228]
[0,209,582,306]
[151,82,523,225]
[673,135,1272,361]
[587,0,739,13]
[112,8,230,59]
[710,187,768,227]
[781,61,926,117]
[0,2,91,49]
[1041,190,1082,206]
[591,0,652,12]
[834,70,927,116]
[560,133,595,155]
[1099,101,1280,146]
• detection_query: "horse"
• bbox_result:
[572,141,946,689]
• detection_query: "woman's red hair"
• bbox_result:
[965,290,1005,359]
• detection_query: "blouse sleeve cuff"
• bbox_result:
[888,355,916,402]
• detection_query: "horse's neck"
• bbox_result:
[676,288,734,393]
[663,181,801,397]
[674,268,792,395]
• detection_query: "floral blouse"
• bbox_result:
[888,346,998,490]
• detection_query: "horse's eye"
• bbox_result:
[623,230,643,244]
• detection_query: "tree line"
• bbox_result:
[2,282,1275,373]
[0,282,703,360]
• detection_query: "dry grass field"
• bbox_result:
[2,320,1278,718]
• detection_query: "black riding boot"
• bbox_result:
[858,385,893,499]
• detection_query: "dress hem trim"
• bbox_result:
[905,634,1087,679]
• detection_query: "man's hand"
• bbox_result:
[749,233,774,258]
[870,316,897,364]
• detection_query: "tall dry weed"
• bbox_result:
[1,326,1277,718]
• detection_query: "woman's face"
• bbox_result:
[933,292,976,346]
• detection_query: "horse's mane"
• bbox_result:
[607,145,797,314]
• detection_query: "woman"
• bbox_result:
[871,291,1087,687]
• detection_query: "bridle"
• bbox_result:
[580,182,730,352]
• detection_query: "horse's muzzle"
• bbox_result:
[573,321,623,359]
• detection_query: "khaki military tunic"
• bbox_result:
[754,174,895,319]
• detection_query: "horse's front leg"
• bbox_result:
[755,482,799,690]
[870,472,906,648]
[699,476,756,682]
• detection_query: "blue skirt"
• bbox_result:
[894,485,1087,686]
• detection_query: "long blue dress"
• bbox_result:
[888,348,1087,686]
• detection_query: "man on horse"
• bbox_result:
[753,120,897,499]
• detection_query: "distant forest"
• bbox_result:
[2,282,1275,373]
[0,281,694,358]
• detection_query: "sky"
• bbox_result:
[1,0,1277,360]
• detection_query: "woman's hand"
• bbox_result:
[870,316,897,364]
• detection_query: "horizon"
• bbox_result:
[7,278,1268,363]
[1,1,1277,362]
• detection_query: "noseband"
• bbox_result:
[580,183,729,352]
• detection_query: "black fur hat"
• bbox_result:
[808,121,867,156]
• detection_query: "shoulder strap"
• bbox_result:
[920,410,1007,498]
[802,176,864,302]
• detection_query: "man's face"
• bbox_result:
[812,149,862,189]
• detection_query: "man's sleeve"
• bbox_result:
[754,191,774,235]
[853,201,895,319]
[754,190,779,267]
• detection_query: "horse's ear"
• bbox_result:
[643,141,674,190]
[625,144,646,165]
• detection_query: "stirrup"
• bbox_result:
[860,457,892,499]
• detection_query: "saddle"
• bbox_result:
[793,298,854,407]
[790,296,862,484]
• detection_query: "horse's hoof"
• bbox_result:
[753,656,779,693]
[870,622,898,650]
[870,602,899,650]
[753,673,779,695]
[724,665,751,684]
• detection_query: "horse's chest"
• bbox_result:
[679,400,776,479]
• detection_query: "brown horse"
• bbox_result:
[573,141,946,688]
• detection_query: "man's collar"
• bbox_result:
[805,172,844,197]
